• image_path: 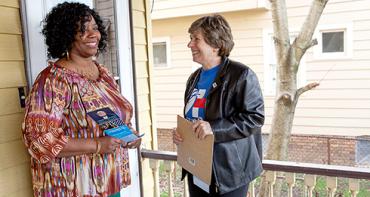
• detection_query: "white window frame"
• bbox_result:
[263,29,306,96]
[152,37,171,68]
[314,24,353,60]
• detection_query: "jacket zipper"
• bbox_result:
[206,98,220,194]
[212,158,220,193]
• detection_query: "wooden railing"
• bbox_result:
[141,149,370,197]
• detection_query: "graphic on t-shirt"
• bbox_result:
[185,64,221,121]
[185,89,206,119]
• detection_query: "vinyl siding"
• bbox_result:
[132,0,158,196]
[0,0,32,195]
[152,0,268,20]
[152,0,370,136]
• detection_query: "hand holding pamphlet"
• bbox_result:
[104,125,144,143]
[87,107,144,143]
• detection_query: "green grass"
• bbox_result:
[159,161,184,197]
[160,191,182,197]
[313,176,370,197]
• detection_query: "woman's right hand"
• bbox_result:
[172,127,183,145]
[97,136,122,154]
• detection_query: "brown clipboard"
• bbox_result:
[176,115,214,185]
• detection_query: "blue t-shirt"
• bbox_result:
[185,65,220,121]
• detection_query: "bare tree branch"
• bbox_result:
[277,92,294,105]
[293,38,318,54]
[271,0,290,56]
[308,38,318,48]
[293,0,329,60]
[296,82,320,97]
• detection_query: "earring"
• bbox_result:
[66,50,70,60]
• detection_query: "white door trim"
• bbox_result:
[115,0,141,196]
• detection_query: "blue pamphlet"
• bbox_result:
[104,125,141,143]
[87,107,142,143]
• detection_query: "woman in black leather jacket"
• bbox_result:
[173,14,265,197]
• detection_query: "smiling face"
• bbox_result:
[70,16,101,58]
[187,30,221,68]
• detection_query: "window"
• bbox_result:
[263,32,306,95]
[314,24,352,59]
[322,31,344,53]
[152,37,171,68]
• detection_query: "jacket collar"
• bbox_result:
[207,57,229,96]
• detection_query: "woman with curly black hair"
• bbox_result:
[22,2,141,197]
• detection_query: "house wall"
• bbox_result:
[151,0,268,20]
[131,0,158,196]
[0,0,33,196]
[151,0,370,137]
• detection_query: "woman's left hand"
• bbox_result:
[125,126,142,149]
[192,120,213,140]
[126,138,141,149]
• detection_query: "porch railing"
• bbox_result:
[141,149,370,197]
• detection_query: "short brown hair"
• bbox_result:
[188,14,234,57]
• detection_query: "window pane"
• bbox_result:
[322,31,344,53]
[356,138,370,166]
[153,42,167,67]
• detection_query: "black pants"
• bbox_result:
[187,174,249,197]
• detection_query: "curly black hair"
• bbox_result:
[42,2,107,59]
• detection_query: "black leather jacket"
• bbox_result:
[183,58,265,194]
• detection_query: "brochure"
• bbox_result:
[87,107,142,143]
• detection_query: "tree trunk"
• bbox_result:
[259,0,328,196]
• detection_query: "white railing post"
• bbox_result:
[286,173,296,197]
[326,176,337,197]
[249,180,255,197]
[163,160,175,197]
[141,151,370,197]
[304,174,316,197]
[349,178,360,197]
[266,171,276,197]
[149,159,160,197]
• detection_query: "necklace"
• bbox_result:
[59,59,100,80]
[74,65,100,80]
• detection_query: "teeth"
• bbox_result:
[86,42,97,47]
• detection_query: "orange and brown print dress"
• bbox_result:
[22,62,133,197]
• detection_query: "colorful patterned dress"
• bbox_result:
[22,62,133,197]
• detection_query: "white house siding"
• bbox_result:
[151,0,267,20]
[152,0,370,136]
